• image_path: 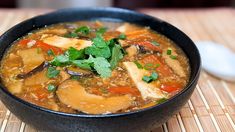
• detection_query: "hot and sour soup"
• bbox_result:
[0,21,190,114]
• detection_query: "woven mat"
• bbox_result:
[0,8,234,132]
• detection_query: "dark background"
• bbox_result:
[1,0,235,8]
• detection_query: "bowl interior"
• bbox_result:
[0,7,201,117]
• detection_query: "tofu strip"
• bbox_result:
[162,49,186,78]
[42,35,92,50]
[123,62,165,100]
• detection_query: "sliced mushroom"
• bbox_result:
[56,80,133,114]
[24,69,49,86]
[17,48,45,73]
[123,62,166,100]
[17,61,49,79]
[65,67,93,77]
[7,81,23,94]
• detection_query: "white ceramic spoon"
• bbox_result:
[196,41,235,82]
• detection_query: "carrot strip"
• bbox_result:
[18,39,63,55]
[108,86,140,96]
[160,82,182,93]
[35,41,63,55]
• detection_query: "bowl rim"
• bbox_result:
[0,7,201,118]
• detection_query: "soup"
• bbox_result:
[0,21,190,114]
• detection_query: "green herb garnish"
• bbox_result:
[47,67,60,78]
[88,56,112,78]
[142,72,158,83]
[118,33,126,40]
[170,55,177,59]
[156,98,167,104]
[167,48,172,55]
[110,44,124,69]
[50,55,70,66]
[134,61,143,69]
[150,72,158,80]
[85,35,111,58]
[64,32,78,38]
[96,27,107,35]
[65,47,84,60]
[47,49,55,56]
[71,60,92,70]
[144,63,154,70]
[151,41,160,46]
[142,76,152,83]
[75,26,90,35]
[49,25,127,78]
[47,84,56,92]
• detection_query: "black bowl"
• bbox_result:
[0,7,200,132]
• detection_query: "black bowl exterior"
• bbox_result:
[0,7,201,132]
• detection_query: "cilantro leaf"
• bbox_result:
[50,55,69,66]
[47,49,55,56]
[110,44,123,69]
[96,27,107,35]
[65,47,85,60]
[47,67,60,78]
[92,35,107,48]
[48,84,56,92]
[88,56,111,78]
[75,26,90,35]
[72,60,92,70]
[118,33,126,40]
[85,46,111,58]
[64,32,78,38]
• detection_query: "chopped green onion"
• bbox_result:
[47,49,55,56]
[142,76,152,83]
[151,41,160,46]
[47,67,60,78]
[155,64,160,68]
[156,98,167,104]
[170,55,177,59]
[150,72,158,80]
[134,61,143,69]
[142,72,158,83]
[144,63,154,70]
[118,33,126,40]
[167,48,172,55]
[48,84,56,92]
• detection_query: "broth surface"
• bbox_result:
[0,21,190,114]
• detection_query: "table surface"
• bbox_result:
[0,8,234,132]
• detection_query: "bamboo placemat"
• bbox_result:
[0,8,234,132]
